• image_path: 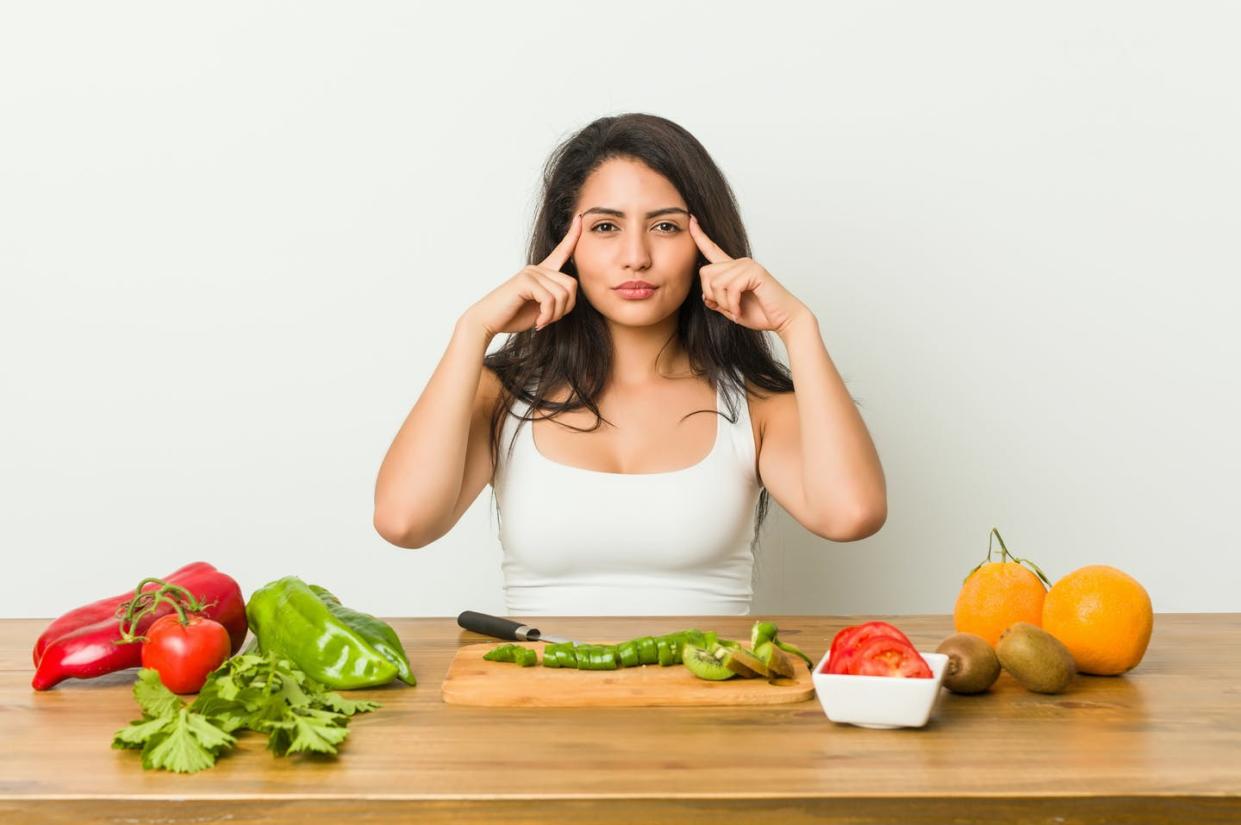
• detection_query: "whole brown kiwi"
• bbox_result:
[995,622,1076,694]
[936,632,1002,694]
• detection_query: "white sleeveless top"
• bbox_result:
[492,379,763,616]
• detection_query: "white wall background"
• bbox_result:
[2,1,1237,619]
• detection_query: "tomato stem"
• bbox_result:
[113,578,208,645]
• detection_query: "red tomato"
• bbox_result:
[852,635,933,678]
[826,621,917,674]
[141,613,232,694]
[825,625,864,673]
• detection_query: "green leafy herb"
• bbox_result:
[112,649,380,773]
[111,670,236,774]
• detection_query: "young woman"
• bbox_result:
[374,113,886,616]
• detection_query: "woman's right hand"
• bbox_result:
[464,212,583,338]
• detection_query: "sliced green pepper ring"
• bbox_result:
[637,636,658,665]
[618,640,640,667]
[667,637,684,662]
[751,620,778,650]
[683,630,707,649]
[656,637,675,666]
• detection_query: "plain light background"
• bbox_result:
[2,2,1237,619]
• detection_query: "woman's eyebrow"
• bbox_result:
[581,206,689,219]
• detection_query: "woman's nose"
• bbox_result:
[619,232,652,270]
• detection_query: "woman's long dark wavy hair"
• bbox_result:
[485,113,797,580]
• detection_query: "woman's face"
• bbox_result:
[570,157,698,326]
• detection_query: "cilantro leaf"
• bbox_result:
[133,668,183,719]
[117,647,384,773]
[284,710,350,755]
[318,690,380,716]
[112,715,174,750]
[141,708,236,774]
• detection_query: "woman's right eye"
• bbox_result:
[591,222,617,233]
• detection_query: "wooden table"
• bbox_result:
[3,614,1240,824]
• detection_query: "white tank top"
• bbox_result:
[492,379,763,616]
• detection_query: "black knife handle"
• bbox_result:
[457,610,542,641]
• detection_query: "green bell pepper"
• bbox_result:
[308,583,415,686]
[483,643,537,666]
[246,576,399,689]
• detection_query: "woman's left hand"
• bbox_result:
[688,214,809,335]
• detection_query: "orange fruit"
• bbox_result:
[953,528,1052,647]
[954,562,1048,646]
[1042,564,1153,675]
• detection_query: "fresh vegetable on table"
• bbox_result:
[110,579,234,694]
[32,563,247,691]
[749,620,814,669]
[113,650,380,774]
[245,576,411,690]
[481,621,816,683]
[309,584,416,685]
[483,643,538,666]
[824,621,933,678]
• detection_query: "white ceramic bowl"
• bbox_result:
[811,649,949,729]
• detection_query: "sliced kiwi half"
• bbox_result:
[754,641,796,680]
[712,643,770,678]
[682,642,737,681]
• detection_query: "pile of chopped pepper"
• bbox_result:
[480,621,814,679]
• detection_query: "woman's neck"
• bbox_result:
[605,316,694,387]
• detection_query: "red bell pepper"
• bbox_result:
[33,561,214,666]
[31,562,247,691]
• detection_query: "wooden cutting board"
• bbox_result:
[441,641,816,707]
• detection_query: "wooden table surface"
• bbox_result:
[3,613,1240,824]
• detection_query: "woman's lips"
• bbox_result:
[614,281,658,300]
[615,287,657,300]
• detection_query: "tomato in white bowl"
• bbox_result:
[812,621,948,728]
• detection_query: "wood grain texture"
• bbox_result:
[441,640,815,706]
[2,613,1239,825]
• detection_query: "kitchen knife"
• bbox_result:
[457,610,579,644]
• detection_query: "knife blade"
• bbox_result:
[457,610,580,645]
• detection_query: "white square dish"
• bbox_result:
[811,649,949,729]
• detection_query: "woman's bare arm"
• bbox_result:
[374,215,582,548]
[373,313,500,549]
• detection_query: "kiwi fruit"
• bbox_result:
[995,621,1077,694]
[713,643,770,679]
[682,643,736,681]
[755,641,796,680]
[935,632,1001,694]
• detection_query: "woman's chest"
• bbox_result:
[529,382,762,476]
